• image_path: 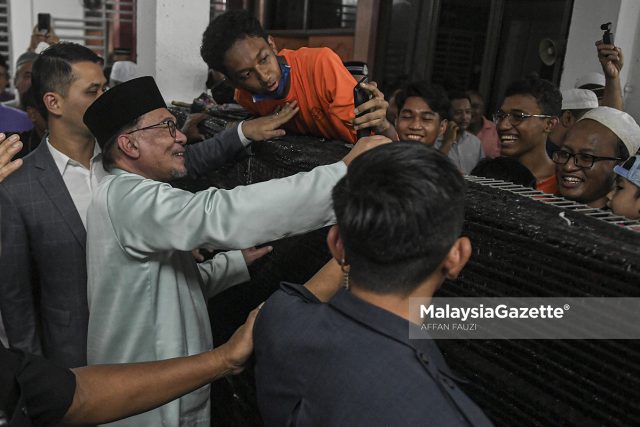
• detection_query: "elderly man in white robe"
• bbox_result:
[82,76,389,427]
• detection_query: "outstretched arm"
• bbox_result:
[63,307,259,425]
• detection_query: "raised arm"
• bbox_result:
[596,40,624,110]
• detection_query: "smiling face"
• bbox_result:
[496,94,551,158]
[395,96,446,146]
[129,108,188,182]
[223,36,281,95]
[557,119,620,207]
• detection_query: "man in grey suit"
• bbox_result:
[0,43,297,368]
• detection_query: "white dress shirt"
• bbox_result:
[47,138,108,229]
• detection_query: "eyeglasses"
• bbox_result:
[493,111,554,126]
[551,150,622,168]
[127,119,177,139]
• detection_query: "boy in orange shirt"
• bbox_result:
[200,10,393,144]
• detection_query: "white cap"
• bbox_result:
[110,61,137,84]
[578,106,640,156]
[561,89,598,110]
[575,72,605,89]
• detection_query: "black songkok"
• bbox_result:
[83,76,166,149]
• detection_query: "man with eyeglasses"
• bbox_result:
[0,43,299,371]
[81,76,389,426]
[553,106,640,208]
[495,77,561,194]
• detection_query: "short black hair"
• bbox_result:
[200,10,269,75]
[395,81,450,121]
[332,142,466,295]
[31,42,102,119]
[101,116,140,171]
[471,157,536,188]
[448,90,471,105]
[503,77,562,116]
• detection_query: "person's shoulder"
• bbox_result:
[464,131,483,146]
[289,46,342,66]
[0,144,43,192]
[255,283,323,336]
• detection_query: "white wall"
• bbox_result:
[136,0,210,104]
[561,0,640,121]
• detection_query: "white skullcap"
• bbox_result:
[561,89,598,110]
[575,72,605,89]
[110,61,137,84]
[578,106,640,156]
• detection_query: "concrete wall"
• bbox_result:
[136,0,210,104]
[561,0,640,121]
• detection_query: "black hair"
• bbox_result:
[101,116,140,171]
[200,10,269,75]
[395,81,450,121]
[448,90,472,104]
[471,157,536,188]
[504,77,562,116]
[31,42,102,119]
[332,142,466,295]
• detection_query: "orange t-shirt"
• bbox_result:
[235,47,357,143]
[536,174,559,195]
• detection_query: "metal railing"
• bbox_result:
[465,175,640,230]
[53,0,135,58]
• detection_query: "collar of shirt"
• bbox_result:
[328,287,462,381]
[47,136,102,175]
[481,116,495,131]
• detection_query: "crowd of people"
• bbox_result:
[1,8,639,427]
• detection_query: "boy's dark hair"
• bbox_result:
[31,42,102,119]
[504,77,562,117]
[448,90,471,105]
[395,81,450,120]
[201,10,269,75]
[332,142,466,295]
[471,157,536,188]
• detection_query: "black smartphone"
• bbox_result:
[601,22,614,45]
[37,13,51,33]
[353,76,372,140]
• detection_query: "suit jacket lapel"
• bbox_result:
[33,140,87,251]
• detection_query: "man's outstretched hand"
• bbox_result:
[242,101,300,141]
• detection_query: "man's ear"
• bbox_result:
[442,237,472,280]
[326,225,345,263]
[544,116,559,133]
[560,111,574,128]
[267,35,278,54]
[438,118,448,137]
[42,92,61,117]
[116,134,140,160]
